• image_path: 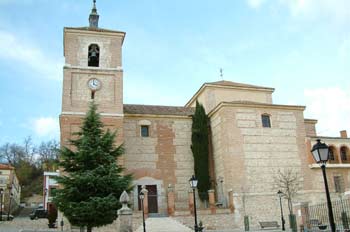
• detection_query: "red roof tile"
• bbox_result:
[0,163,14,170]
[124,104,194,116]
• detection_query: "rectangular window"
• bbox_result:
[262,115,271,128]
[334,176,344,193]
[141,125,149,137]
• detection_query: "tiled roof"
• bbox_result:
[0,163,14,170]
[65,27,125,34]
[124,104,194,116]
[206,80,274,90]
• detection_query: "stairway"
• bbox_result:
[135,217,193,232]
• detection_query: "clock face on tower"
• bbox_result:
[88,78,101,91]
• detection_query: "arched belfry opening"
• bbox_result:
[88,44,100,67]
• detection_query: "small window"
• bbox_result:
[88,44,100,67]
[141,125,149,137]
[329,149,335,161]
[341,147,347,161]
[261,114,271,128]
[334,176,344,193]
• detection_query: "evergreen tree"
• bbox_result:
[53,103,132,232]
[191,101,210,201]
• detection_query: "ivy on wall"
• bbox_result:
[191,101,210,201]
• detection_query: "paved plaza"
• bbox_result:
[0,216,296,232]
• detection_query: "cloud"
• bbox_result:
[304,87,350,136]
[247,0,266,9]
[33,117,59,139]
[281,0,350,22]
[0,30,62,80]
[246,0,350,23]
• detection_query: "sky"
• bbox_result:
[0,0,349,145]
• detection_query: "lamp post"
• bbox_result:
[311,139,336,232]
[44,188,48,211]
[7,191,13,221]
[139,191,146,232]
[0,188,3,221]
[189,175,199,232]
[277,190,286,231]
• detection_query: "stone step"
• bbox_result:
[135,217,193,232]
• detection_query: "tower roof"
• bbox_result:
[89,0,99,28]
[185,80,275,107]
[205,80,273,90]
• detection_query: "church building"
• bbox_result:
[59,2,350,229]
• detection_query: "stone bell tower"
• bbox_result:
[60,1,126,147]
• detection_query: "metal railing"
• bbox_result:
[306,198,350,231]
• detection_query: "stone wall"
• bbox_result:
[59,114,124,148]
[64,28,124,69]
[304,119,317,137]
[61,68,123,114]
[123,116,193,212]
[209,103,307,225]
[190,85,273,113]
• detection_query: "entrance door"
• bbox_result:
[138,185,158,213]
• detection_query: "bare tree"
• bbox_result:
[0,143,10,163]
[0,143,26,167]
[23,136,36,163]
[37,140,60,170]
[274,169,301,215]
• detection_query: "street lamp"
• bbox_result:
[311,139,336,232]
[277,190,286,231]
[0,188,3,221]
[7,192,13,221]
[139,191,146,232]
[44,188,48,211]
[189,175,199,232]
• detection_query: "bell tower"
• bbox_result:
[60,1,125,147]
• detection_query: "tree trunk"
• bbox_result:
[87,226,92,232]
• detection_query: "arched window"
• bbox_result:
[328,146,339,164]
[261,114,271,128]
[329,148,335,161]
[340,146,348,162]
[88,44,100,67]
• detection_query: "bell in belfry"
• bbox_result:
[88,44,100,67]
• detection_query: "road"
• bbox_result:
[0,216,57,232]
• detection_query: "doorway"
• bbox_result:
[138,185,158,213]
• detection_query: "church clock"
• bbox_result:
[88,78,101,91]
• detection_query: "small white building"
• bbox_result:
[43,171,59,211]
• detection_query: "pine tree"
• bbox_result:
[191,101,210,201]
[53,103,132,232]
